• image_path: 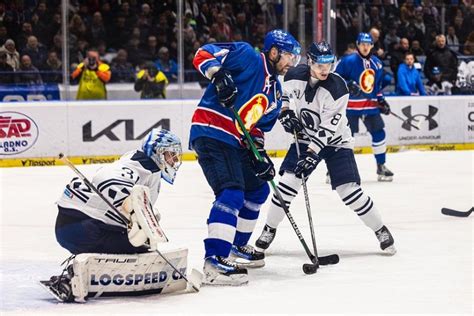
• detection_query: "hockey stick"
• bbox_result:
[58,153,201,292]
[231,109,338,273]
[389,111,420,130]
[441,207,473,217]
[293,132,326,273]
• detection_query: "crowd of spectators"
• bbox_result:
[0,0,472,95]
[336,0,474,94]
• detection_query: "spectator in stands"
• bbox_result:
[463,31,474,56]
[384,27,400,54]
[396,52,427,96]
[142,35,161,62]
[390,38,410,84]
[446,26,460,52]
[42,51,62,83]
[424,35,458,85]
[21,35,47,68]
[0,51,15,84]
[0,26,9,47]
[134,61,168,99]
[88,12,107,47]
[71,49,111,100]
[69,14,87,41]
[16,54,43,85]
[369,27,385,59]
[411,40,425,56]
[215,13,232,41]
[110,49,135,83]
[17,22,34,50]
[0,39,20,70]
[155,46,178,82]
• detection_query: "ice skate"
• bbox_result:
[39,265,75,303]
[377,164,394,182]
[230,244,265,268]
[375,225,396,255]
[203,256,248,286]
[255,224,277,252]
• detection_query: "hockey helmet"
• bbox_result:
[263,29,301,63]
[142,128,182,184]
[356,32,374,45]
[307,41,335,64]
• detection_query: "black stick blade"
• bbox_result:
[318,254,340,265]
[441,207,473,218]
[302,263,318,275]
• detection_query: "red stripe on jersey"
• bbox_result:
[192,108,240,138]
[348,100,378,109]
[193,50,215,72]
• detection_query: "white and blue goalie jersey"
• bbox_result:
[282,64,354,153]
[57,150,162,228]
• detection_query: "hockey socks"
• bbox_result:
[336,182,383,232]
[265,172,302,228]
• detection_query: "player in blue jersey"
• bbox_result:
[335,33,394,181]
[190,29,301,285]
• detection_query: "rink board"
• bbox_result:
[1,96,473,167]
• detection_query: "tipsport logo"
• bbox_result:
[0,112,39,155]
[400,105,438,131]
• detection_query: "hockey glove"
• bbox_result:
[347,80,362,96]
[278,109,304,134]
[294,151,322,178]
[250,149,275,181]
[377,97,391,115]
[212,68,238,108]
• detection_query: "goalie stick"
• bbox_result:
[58,153,202,292]
[231,109,339,274]
[441,207,473,217]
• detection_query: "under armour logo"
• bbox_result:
[401,105,438,131]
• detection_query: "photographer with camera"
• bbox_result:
[71,49,111,100]
[134,61,168,99]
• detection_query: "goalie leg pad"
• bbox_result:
[51,248,189,302]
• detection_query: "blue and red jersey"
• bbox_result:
[190,42,282,149]
[335,52,384,116]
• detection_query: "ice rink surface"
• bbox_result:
[0,150,472,315]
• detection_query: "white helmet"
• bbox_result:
[142,128,182,184]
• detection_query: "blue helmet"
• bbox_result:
[307,41,335,64]
[356,32,373,45]
[263,29,301,56]
[142,128,182,184]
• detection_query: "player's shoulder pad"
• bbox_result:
[320,73,349,100]
[130,150,160,173]
[284,64,310,82]
[371,55,384,69]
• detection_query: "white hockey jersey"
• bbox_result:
[282,64,354,154]
[57,150,162,228]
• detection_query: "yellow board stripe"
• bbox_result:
[1,143,473,168]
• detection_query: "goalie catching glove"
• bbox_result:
[121,185,168,249]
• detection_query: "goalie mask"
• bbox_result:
[142,129,182,184]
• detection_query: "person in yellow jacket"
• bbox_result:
[134,61,168,99]
[71,50,111,100]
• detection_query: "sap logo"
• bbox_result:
[90,272,167,286]
[400,105,438,131]
[0,112,39,155]
[83,119,170,142]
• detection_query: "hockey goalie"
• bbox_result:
[40,129,201,303]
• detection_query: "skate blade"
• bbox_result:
[202,273,249,286]
[229,255,265,269]
[377,175,393,182]
[39,280,68,303]
[381,245,397,256]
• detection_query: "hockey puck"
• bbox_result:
[302,263,318,275]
